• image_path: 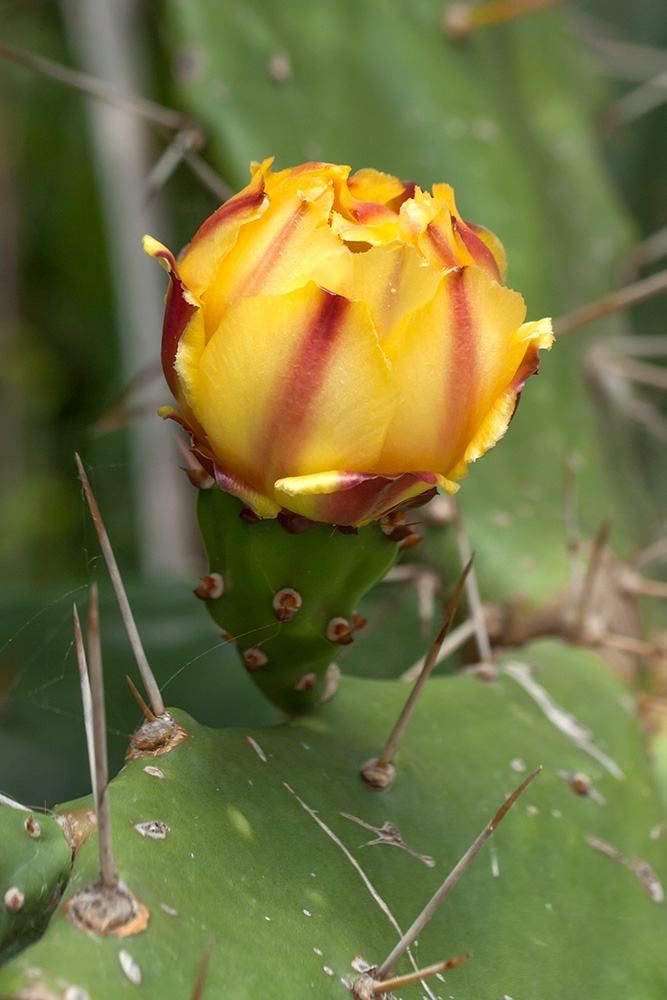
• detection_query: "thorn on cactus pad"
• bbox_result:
[353,954,470,997]
[126,675,157,722]
[359,758,396,789]
[75,453,165,717]
[126,713,188,760]
[273,587,303,622]
[443,0,568,41]
[374,768,541,980]
[243,647,268,671]
[193,573,224,600]
[64,878,150,937]
[23,813,41,838]
[327,617,354,645]
[362,557,473,788]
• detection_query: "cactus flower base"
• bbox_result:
[196,486,401,712]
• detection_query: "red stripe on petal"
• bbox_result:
[161,270,199,400]
[391,181,417,209]
[186,172,267,258]
[286,471,438,526]
[425,221,460,269]
[453,218,502,283]
[261,291,351,475]
[352,201,398,224]
[243,200,311,296]
[441,267,478,456]
[506,343,542,426]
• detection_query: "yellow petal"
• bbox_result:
[178,170,269,297]
[378,265,529,477]
[182,282,394,502]
[347,168,407,206]
[323,241,441,344]
[199,184,350,340]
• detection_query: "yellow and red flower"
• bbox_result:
[144,160,552,527]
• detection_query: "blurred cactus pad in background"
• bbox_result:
[1,0,667,998]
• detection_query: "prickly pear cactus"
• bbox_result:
[0,807,72,964]
[2,643,666,999]
[2,1,666,999]
[196,487,401,711]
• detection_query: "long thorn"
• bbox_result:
[452,504,493,667]
[376,767,541,979]
[75,454,165,716]
[400,618,477,682]
[372,954,470,992]
[444,0,568,39]
[73,605,98,805]
[553,267,667,338]
[371,557,474,775]
[86,584,116,888]
[190,943,213,1000]
[126,675,156,722]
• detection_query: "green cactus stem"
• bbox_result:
[0,805,73,962]
[196,486,403,712]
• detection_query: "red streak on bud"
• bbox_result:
[426,221,460,269]
[260,291,351,478]
[454,217,502,283]
[187,172,267,257]
[440,268,477,460]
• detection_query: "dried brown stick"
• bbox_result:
[0,42,188,130]
[374,557,474,772]
[553,267,667,338]
[372,954,470,993]
[86,585,116,888]
[376,766,541,979]
[75,454,165,716]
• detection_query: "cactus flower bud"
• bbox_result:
[144,160,552,527]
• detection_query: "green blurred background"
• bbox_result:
[0,0,666,805]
